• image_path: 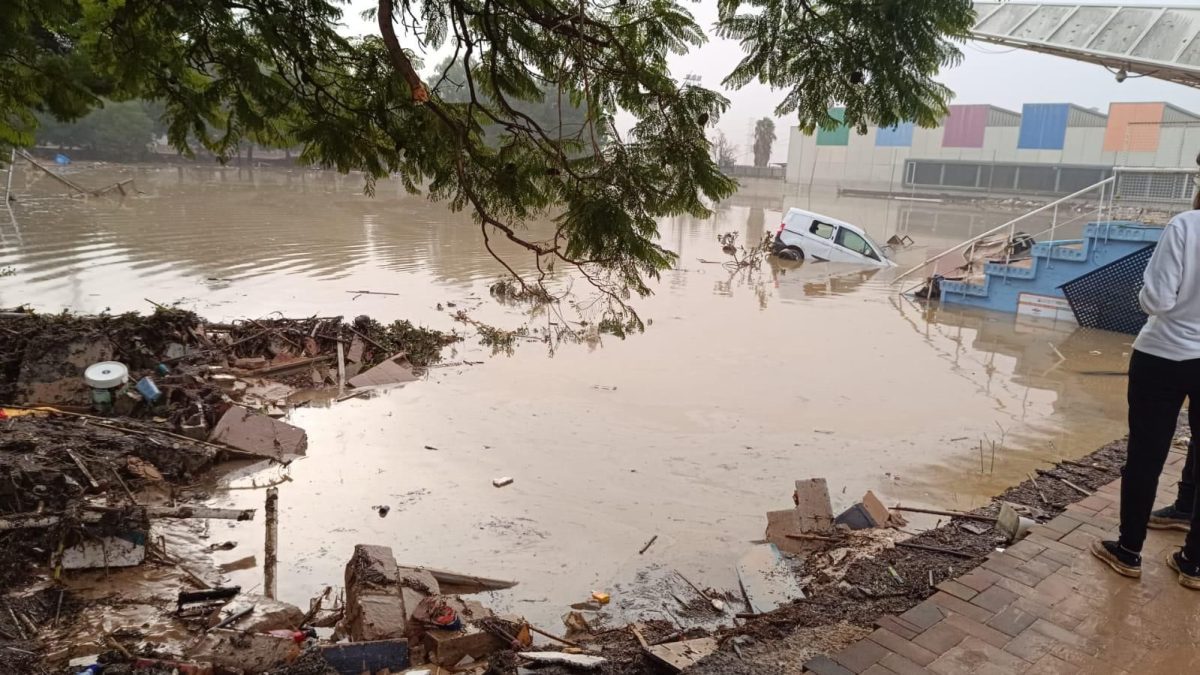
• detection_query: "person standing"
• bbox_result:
[1091,188,1200,589]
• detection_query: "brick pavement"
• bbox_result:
[805,450,1200,674]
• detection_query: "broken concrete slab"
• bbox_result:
[792,478,835,533]
[209,595,304,634]
[646,637,719,672]
[208,405,307,461]
[348,353,418,388]
[518,652,606,670]
[187,629,300,673]
[765,509,811,556]
[344,545,418,643]
[61,530,146,569]
[349,594,410,642]
[321,639,410,674]
[737,543,805,615]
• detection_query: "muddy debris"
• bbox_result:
[0,307,461,673]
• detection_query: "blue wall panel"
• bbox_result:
[1018,104,1069,150]
[875,122,914,147]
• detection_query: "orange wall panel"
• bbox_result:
[1104,103,1165,152]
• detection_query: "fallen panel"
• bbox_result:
[737,543,805,615]
[349,353,418,388]
[208,405,308,461]
[62,530,146,569]
[424,567,518,594]
[646,637,719,672]
[321,639,410,674]
[862,490,891,527]
[518,652,606,669]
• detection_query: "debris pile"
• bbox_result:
[0,307,462,673]
[0,307,457,429]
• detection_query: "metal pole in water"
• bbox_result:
[4,149,14,203]
[265,486,278,600]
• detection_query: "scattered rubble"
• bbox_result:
[0,307,1144,674]
[0,307,461,673]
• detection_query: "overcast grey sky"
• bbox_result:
[344,1,1200,164]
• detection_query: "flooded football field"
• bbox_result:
[0,165,1133,625]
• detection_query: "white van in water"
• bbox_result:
[772,208,895,268]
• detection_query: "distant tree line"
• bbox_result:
[34,100,165,160]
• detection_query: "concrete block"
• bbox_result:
[347,545,401,594]
[793,478,835,533]
[348,593,409,642]
[346,545,408,642]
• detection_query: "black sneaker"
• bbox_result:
[1090,540,1142,578]
[1165,550,1200,590]
[1148,505,1192,531]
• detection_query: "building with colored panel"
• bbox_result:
[875,122,914,147]
[784,100,1198,198]
[815,108,850,146]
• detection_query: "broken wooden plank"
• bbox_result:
[890,505,998,523]
[736,543,805,615]
[0,506,255,531]
[65,449,99,490]
[144,506,256,521]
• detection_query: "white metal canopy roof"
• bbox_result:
[971,2,1200,88]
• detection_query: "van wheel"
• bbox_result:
[777,246,804,262]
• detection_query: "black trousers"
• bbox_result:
[1173,439,1197,513]
[1119,350,1200,558]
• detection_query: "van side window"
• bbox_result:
[810,221,835,239]
[836,229,880,261]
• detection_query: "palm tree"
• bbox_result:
[753,118,776,168]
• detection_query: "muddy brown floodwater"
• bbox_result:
[1,164,1133,629]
